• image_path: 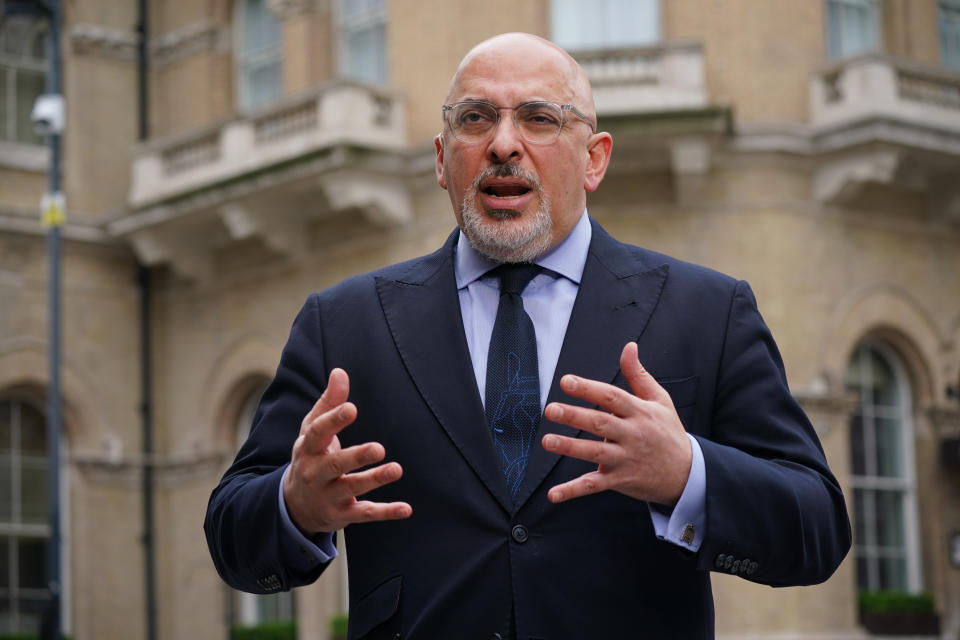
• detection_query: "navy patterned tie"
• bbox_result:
[485,263,542,501]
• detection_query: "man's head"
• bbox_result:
[434,33,612,263]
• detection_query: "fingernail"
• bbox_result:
[552,489,564,501]
[337,405,348,420]
[546,404,563,420]
[562,376,578,391]
[543,435,557,449]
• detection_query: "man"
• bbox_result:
[205,33,850,639]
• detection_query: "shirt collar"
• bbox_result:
[455,210,592,288]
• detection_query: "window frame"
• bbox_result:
[336,0,388,85]
[846,340,922,593]
[825,0,882,61]
[234,0,285,112]
[939,0,960,69]
[550,0,660,52]
[0,1,48,147]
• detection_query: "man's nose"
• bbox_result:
[486,114,524,163]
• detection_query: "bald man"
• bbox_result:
[206,33,850,639]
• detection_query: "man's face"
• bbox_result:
[435,37,610,263]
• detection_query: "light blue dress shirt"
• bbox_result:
[278,211,706,569]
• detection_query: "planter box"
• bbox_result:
[860,610,941,636]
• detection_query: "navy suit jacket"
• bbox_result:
[205,220,850,639]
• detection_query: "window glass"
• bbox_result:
[237,0,283,111]
[846,342,918,593]
[826,0,879,60]
[0,3,47,145]
[941,0,960,69]
[339,0,387,84]
[551,0,659,51]
[0,399,48,634]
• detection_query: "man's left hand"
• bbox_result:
[542,341,692,507]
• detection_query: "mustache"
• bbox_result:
[470,163,542,193]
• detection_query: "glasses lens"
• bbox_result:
[449,102,498,142]
[515,102,563,143]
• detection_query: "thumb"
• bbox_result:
[619,342,671,406]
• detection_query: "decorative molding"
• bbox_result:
[266,0,325,20]
[151,20,230,69]
[69,23,138,62]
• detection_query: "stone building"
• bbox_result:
[0,0,959,638]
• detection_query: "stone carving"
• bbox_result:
[151,20,230,69]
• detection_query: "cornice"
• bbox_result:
[265,0,326,19]
[69,23,138,62]
[151,20,230,69]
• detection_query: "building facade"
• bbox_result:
[0,0,959,638]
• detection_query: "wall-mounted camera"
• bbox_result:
[31,94,65,136]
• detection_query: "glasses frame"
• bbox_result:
[441,100,597,145]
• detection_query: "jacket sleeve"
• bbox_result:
[696,280,851,586]
[204,294,333,593]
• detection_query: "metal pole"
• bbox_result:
[43,0,63,638]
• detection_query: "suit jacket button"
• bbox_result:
[724,555,734,570]
[748,561,759,575]
[715,554,727,569]
[732,559,741,573]
[511,525,529,543]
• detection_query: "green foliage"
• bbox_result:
[859,590,935,614]
[329,613,349,636]
[230,620,296,640]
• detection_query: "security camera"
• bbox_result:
[31,94,65,136]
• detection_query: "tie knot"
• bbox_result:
[493,263,542,295]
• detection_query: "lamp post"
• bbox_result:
[2,1,63,638]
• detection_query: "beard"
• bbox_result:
[458,164,553,263]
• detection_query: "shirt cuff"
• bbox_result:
[278,465,338,570]
[648,433,706,552]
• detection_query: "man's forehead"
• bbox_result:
[447,51,576,104]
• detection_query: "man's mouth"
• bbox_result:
[481,179,532,199]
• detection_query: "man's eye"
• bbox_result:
[519,108,560,127]
[458,109,495,125]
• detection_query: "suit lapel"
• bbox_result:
[375,232,515,513]
[514,221,669,508]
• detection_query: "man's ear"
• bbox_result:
[583,132,612,193]
[434,134,447,190]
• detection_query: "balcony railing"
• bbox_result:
[811,53,960,137]
[129,80,405,208]
[571,41,708,115]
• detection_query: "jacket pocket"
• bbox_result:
[658,375,698,408]
[349,574,402,639]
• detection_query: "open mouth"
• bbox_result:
[481,179,532,199]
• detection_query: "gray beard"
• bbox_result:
[458,169,553,263]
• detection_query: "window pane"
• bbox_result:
[20,461,47,525]
[345,23,386,85]
[874,489,905,547]
[17,539,44,591]
[0,459,11,522]
[941,0,960,69]
[552,0,659,50]
[878,555,907,591]
[18,404,45,456]
[853,488,868,546]
[15,68,44,145]
[874,416,901,477]
[849,412,866,475]
[0,539,8,589]
[243,0,281,52]
[0,403,11,454]
[827,0,879,60]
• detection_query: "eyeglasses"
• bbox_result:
[442,100,597,145]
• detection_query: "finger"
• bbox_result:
[543,403,626,442]
[337,461,405,499]
[340,499,413,524]
[620,343,671,405]
[302,368,351,429]
[318,442,386,481]
[541,433,617,465]
[300,401,357,455]
[547,471,610,503]
[556,373,639,418]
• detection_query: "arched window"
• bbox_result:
[0,397,49,633]
[229,385,296,631]
[0,1,48,145]
[846,341,921,592]
[236,0,283,111]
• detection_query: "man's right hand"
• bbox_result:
[283,368,412,535]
